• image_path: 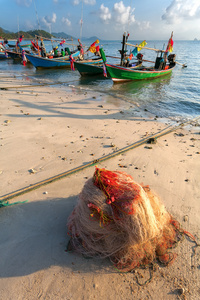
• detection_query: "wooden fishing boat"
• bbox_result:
[101,32,176,83]
[8,43,31,48]
[105,62,176,83]
[6,50,29,60]
[74,59,140,77]
[25,51,80,68]
[74,59,104,76]
[25,52,103,69]
[0,52,8,59]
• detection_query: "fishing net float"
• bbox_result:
[67,167,198,273]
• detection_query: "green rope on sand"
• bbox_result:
[0,200,28,208]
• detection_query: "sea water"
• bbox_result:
[0,39,200,122]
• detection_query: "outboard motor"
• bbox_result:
[168,54,176,66]
[137,53,143,64]
[155,56,165,70]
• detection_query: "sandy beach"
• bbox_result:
[0,73,200,300]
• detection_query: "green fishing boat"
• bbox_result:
[105,61,176,83]
[74,60,140,77]
[101,32,176,83]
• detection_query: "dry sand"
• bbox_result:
[0,74,200,300]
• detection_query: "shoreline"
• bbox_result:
[0,74,200,299]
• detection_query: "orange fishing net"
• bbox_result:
[67,167,185,272]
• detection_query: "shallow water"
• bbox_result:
[1,39,200,121]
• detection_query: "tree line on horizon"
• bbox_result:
[0,27,75,40]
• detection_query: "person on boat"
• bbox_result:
[40,39,47,57]
[41,47,46,57]
[15,38,20,53]
[77,39,84,59]
[3,38,8,47]
[65,48,68,55]
[61,49,65,57]
[54,47,59,57]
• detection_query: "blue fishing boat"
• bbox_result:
[25,51,80,68]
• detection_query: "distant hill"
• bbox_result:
[0,27,99,41]
[52,32,75,40]
[82,36,99,41]
[0,27,53,39]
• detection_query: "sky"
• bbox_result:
[1,0,200,40]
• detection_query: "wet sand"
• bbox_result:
[0,74,200,299]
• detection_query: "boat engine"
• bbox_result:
[168,54,176,64]
[137,53,143,64]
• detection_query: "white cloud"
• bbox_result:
[62,17,71,27]
[136,21,150,31]
[72,0,96,5]
[15,0,32,7]
[162,0,200,24]
[99,1,135,26]
[99,4,111,22]
[113,1,135,25]
[42,13,57,27]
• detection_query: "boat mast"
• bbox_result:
[17,15,19,38]
[33,0,41,31]
[80,0,83,40]
[120,33,126,66]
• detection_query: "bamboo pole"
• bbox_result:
[126,41,187,67]
[1,115,200,202]
[175,61,187,68]
[126,42,164,52]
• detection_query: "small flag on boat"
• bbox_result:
[131,40,147,58]
[70,55,75,71]
[103,63,107,77]
[88,40,99,53]
[22,49,27,66]
[131,47,138,57]
[59,39,65,46]
[165,32,174,53]
[137,40,147,52]
[167,38,173,53]
[19,35,24,43]
[99,48,107,77]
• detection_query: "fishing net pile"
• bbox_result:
[67,167,183,272]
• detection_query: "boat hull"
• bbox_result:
[0,52,8,59]
[8,43,31,48]
[25,51,80,68]
[7,50,22,60]
[74,60,103,76]
[106,63,176,82]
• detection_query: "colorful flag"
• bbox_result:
[88,40,99,53]
[19,35,24,43]
[137,40,147,52]
[59,39,65,47]
[165,33,174,53]
[168,38,173,52]
[70,55,75,71]
[22,50,27,66]
[131,47,138,57]
[102,63,107,77]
